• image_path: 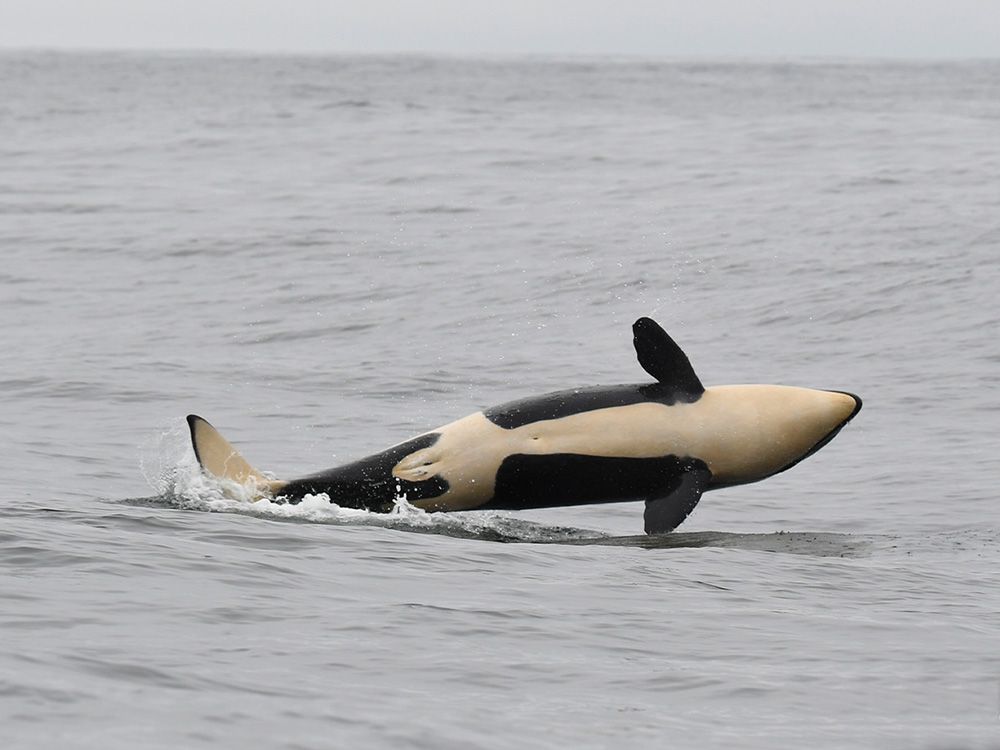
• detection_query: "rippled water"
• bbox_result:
[2,52,999,748]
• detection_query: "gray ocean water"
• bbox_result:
[2,51,999,748]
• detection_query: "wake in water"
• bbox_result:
[132,418,872,555]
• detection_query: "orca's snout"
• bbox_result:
[832,391,863,422]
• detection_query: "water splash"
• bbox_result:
[139,416,195,496]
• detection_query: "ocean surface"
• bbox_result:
[2,51,999,748]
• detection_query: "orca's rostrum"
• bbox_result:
[187,318,862,534]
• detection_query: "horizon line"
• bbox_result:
[2,45,998,64]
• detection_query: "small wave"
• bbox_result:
[0,201,119,215]
[319,99,373,109]
[567,530,874,556]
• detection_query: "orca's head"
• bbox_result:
[699,385,862,486]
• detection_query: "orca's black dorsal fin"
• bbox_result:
[632,318,704,397]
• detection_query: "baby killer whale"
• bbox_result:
[186,318,862,534]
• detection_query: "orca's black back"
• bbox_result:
[483,382,699,430]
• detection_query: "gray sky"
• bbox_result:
[1,0,998,58]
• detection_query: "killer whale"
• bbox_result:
[186,318,861,534]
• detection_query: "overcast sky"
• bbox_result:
[1,0,998,58]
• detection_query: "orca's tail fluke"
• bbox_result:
[186,415,283,499]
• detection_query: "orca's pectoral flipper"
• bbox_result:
[186,415,283,499]
[632,318,704,399]
[643,462,711,535]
